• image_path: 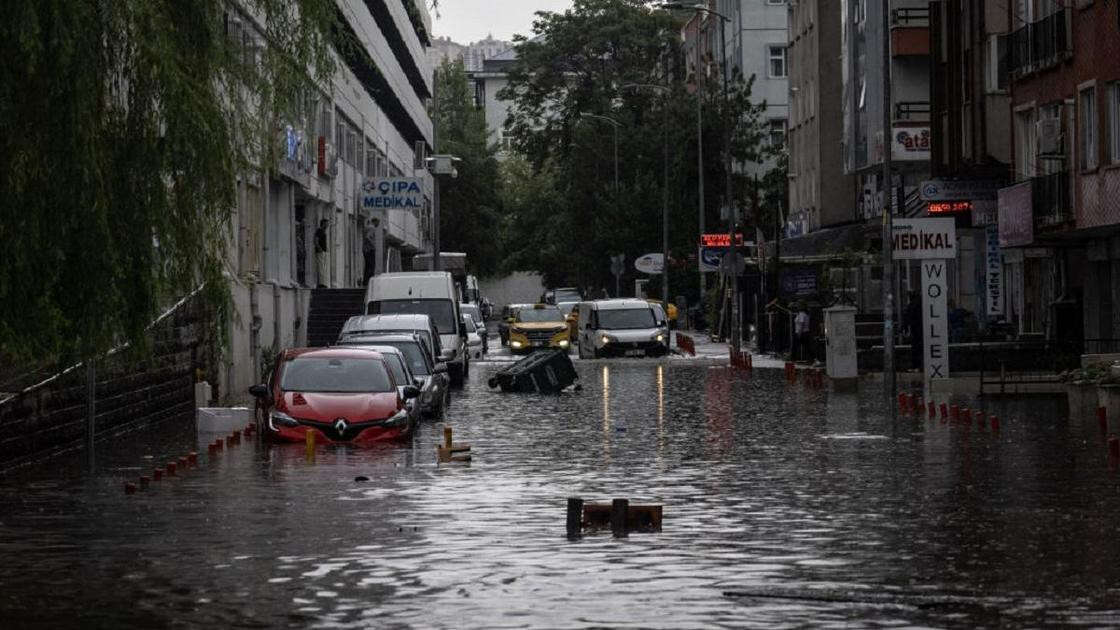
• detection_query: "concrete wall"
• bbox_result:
[221,281,309,405]
[478,272,547,314]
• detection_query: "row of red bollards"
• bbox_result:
[730,348,753,372]
[896,391,1001,432]
[125,424,256,494]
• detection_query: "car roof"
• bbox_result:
[346,314,434,328]
[588,299,653,310]
[282,347,386,360]
[340,333,424,344]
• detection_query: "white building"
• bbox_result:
[222,0,434,401]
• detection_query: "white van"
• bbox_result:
[365,272,468,386]
[576,299,669,359]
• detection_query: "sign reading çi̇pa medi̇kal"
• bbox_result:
[362,177,424,211]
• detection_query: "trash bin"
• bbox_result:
[488,349,579,393]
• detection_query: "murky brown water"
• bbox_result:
[2,362,1119,628]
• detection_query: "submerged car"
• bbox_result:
[335,344,423,428]
[339,333,450,418]
[508,304,571,354]
[249,347,420,444]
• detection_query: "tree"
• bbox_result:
[0,1,336,363]
[432,58,503,277]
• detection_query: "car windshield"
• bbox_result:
[461,304,481,320]
[370,299,454,333]
[555,290,581,302]
[461,315,476,332]
[279,357,392,393]
[517,307,564,323]
[597,307,656,329]
[347,340,430,376]
[557,302,577,316]
[382,354,408,385]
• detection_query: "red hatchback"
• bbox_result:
[249,347,420,444]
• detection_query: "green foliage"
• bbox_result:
[0,0,336,363]
[496,0,778,298]
[433,58,504,277]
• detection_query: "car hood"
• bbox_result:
[280,391,400,422]
[604,328,662,342]
[511,322,567,332]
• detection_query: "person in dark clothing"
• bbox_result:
[315,220,329,288]
[903,291,923,371]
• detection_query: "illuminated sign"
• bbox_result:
[700,233,745,247]
[928,201,973,214]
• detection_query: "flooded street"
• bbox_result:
[2,362,1120,628]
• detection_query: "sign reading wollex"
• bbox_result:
[892,217,957,393]
[362,178,424,210]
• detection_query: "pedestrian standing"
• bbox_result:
[904,291,923,371]
[315,219,329,288]
[793,303,811,362]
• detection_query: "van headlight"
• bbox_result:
[600,335,611,345]
[558,339,569,348]
[511,340,524,349]
[654,333,665,343]
[268,410,299,430]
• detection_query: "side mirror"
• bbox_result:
[413,377,425,387]
[658,321,667,328]
[402,385,421,400]
[439,349,455,361]
[432,362,449,374]
[248,384,270,399]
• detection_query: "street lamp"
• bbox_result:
[577,112,620,192]
[424,154,461,272]
[622,82,671,323]
[660,2,739,355]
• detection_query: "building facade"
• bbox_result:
[997,0,1120,341]
[222,0,434,401]
[787,0,856,234]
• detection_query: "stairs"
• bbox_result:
[307,289,366,347]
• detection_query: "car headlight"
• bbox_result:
[268,410,299,430]
[655,333,665,343]
[511,340,524,348]
[600,335,611,345]
[382,408,409,427]
[558,339,569,347]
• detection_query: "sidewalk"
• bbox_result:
[670,330,787,368]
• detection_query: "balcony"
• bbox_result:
[891,7,930,56]
[1032,171,1072,231]
[1005,8,1071,78]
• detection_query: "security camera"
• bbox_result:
[451,168,459,179]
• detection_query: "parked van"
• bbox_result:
[365,272,468,386]
[338,314,442,364]
[575,299,669,359]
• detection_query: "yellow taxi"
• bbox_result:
[508,304,572,354]
[647,299,678,327]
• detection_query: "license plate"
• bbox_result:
[533,340,546,346]
[625,349,644,357]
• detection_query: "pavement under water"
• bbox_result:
[1,361,1119,628]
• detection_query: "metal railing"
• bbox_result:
[1007,8,1071,77]
[1031,171,1072,230]
[978,338,1117,395]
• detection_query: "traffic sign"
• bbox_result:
[610,254,625,277]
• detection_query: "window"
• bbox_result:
[1014,107,1036,179]
[1080,85,1097,171]
[769,119,787,147]
[985,35,1008,93]
[768,45,787,78]
[1109,82,1120,164]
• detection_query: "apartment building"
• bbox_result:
[223,0,434,399]
[997,0,1120,341]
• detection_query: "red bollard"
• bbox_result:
[976,413,986,429]
[1109,436,1120,460]
[897,392,907,414]
[950,405,960,422]
[928,401,936,417]
[940,403,948,419]
[124,482,137,495]
[1098,407,1108,434]
[188,452,198,465]
[166,461,177,476]
[178,456,188,469]
[153,468,163,481]
[139,476,150,489]
[990,415,1000,432]
[225,436,233,448]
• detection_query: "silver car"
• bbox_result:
[340,333,450,418]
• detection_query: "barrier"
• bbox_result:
[676,333,696,357]
[438,426,471,463]
[568,496,663,538]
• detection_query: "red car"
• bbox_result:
[249,347,420,444]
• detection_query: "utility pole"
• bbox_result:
[720,12,739,357]
[661,54,671,322]
[695,17,706,299]
[881,0,896,417]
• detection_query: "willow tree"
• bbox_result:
[0,1,336,363]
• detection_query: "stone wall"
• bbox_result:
[0,294,215,474]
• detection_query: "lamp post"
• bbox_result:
[577,112,620,192]
[622,82,671,321]
[425,154,461,272]
[661,2,737,354]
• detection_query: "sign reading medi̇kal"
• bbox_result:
[891,217,957,260]
[362,177,424,211]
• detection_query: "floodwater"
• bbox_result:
[2,361,1119,628]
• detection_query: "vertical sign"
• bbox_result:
[922,260,949,392]
[985,225,1003,317]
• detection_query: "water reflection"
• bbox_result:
[0,365,1116,628]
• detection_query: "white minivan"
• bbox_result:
[365,272,468,386]
[576,299,669,359]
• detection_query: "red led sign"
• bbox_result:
[700,233,745,247]
[928,201,973,214]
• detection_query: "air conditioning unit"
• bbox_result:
[1036,117,1063,156]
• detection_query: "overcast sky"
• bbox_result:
[432,0,574,44]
